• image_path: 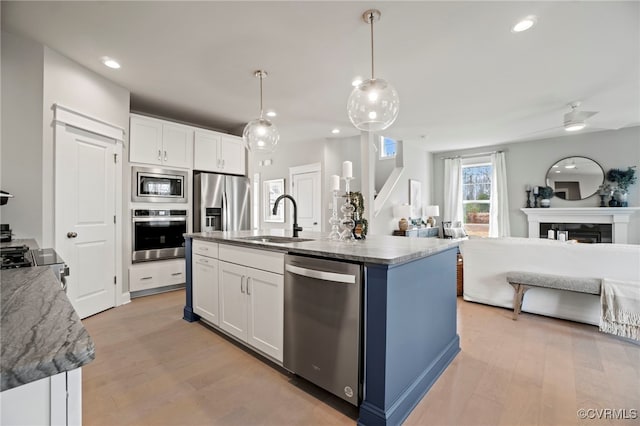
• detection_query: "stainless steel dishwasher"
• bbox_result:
[284,254,362,406]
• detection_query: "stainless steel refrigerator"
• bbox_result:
[193,172,250,232]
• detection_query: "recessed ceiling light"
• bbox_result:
[351,78,363,87]
[512,16,537,33]
[331,128,340,134]
[266,110,277,117]
[565,122,586,132]
[101,57,121,69]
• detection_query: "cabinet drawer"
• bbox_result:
[129,259,186,291]
[193,240,218,258]
[219,244,284,275]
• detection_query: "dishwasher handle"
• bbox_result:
[285,264,356,284]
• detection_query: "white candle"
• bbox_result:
[342,161,353,179]
[558,233,566,242]
[330,174,340,191]
[533,186,539,195]
[547,229,555,239]
[526,185,531,191]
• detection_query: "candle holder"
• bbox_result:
[525,190,532,208]
[599,193,606,207]
[533,194,540,208]
[328,190,342,241]
[340,177,356,242]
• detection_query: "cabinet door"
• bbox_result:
[162,123,192,169]
[218,261,248,341]
[193,254,220,325]
[247,268,284,362]
[130,115,163,165]
[220,135,246,175]
[193,130,221,172]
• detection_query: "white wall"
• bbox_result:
[431,126,640,243]
[1,31,44,242]
[41,46,130,247]
[249,137,325,231]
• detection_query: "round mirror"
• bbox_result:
[545,156,604,200]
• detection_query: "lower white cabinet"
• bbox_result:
[129,259,186,292]
[192,254,219,325]
[218,260,284,362]
[0,368,82,426]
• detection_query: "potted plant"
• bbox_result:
[606,166,636,207]
[538,186,554,207]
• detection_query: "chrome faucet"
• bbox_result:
[272,194,303,237]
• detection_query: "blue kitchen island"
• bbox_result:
[183,231,460,426]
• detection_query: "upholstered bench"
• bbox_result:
[506,271,601,320]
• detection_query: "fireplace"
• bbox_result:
[521,207,639,244]
[539,223,612,243]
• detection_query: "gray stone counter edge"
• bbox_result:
[185,232,460,265]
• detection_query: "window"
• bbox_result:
[379,137,397,159]
[461,161,492,237]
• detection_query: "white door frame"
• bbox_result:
[289,162,322,231]
[53,104,127,307]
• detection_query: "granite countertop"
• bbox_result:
[185,230,460,265]
[0,242,95,391]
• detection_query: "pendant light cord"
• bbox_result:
[259,73,264,118]
[370,11,375,79]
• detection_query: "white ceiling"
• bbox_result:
[3,1,639,152]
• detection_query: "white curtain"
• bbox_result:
[444,158,463,226]
[489,152,511,237]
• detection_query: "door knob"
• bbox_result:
[313,222,318,225]
[67,232,78,238]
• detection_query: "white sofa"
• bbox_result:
[460,237,640,325]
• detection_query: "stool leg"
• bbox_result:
[511,284,526,320]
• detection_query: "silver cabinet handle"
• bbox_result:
[197,258,209,264]
[67,232,77,238]
[141,276,153,280]
[240,276,246,293]
[247,277,251,295]
[222,159,225,168]
[158,149,162,160]
[171,272,183,276]
[285,264,356,284]
[164,150,168,162]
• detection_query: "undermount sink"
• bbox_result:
[236,235,314,244]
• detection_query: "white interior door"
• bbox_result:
[56,125,116,318]
[291,167,321,232]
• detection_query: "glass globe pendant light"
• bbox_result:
[243,70,279,152]
[347,9,399,132]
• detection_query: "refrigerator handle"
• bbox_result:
[222,191,228,231]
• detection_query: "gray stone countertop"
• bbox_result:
[185,230,460,265]
[1,238,39,249]
[1,243,95,391]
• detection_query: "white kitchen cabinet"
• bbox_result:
[129,114,193,169]
[220,134,246,175]
[192,240,219,325]
[0,368,82,426]
[217,244,284,362]
[129,259,186,292]
[193,129,246,175]
[219,260,249,340]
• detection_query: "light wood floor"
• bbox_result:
[82,290,639,426]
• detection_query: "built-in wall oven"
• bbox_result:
[131,166,188,203]
[132,209,187,263]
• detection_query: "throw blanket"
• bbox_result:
[600,278,640,341]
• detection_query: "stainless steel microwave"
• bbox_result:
[131,166,188,203]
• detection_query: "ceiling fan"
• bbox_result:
[516,101,604,140]
[563,102,598,132]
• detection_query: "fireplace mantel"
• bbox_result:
[521,207,640,244]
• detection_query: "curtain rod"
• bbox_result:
[439,150,504,160]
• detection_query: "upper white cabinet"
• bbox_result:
[194,130,246,175]
[129,114,193,169]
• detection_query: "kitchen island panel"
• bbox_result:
[359,247,460,426]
